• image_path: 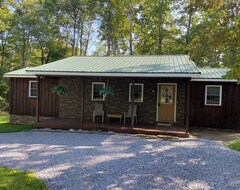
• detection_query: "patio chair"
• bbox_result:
[124,105,137,124]
[93,103,104,123]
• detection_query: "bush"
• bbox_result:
[0,96,9,112]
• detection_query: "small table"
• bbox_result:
[107,113,123,123]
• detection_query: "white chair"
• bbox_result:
[124,105,137,124]
[93,103,104,123]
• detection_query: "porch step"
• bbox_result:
[157,122,173,126]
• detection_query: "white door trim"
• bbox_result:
[156,83,177,122]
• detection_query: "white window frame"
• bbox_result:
[29,80,37,98]
[92,82,105,101]
[205,85,222,106]
[129,83,144,103]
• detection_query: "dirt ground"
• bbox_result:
[189,128,240,143]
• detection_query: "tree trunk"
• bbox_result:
[1,34,5,67]
[107,28,111,56]
[41,47,44,65]
[129,0,133,55]
[75,26,80,56]
[84,24,91,56]
[158,19,163,55]
[22,40,26,67]
[25,25,32,67]
[72,20,77,56]
[185,10,193,49]
[107,7,112,56]
[129,24,133,55]
[45,52,50,64]
[79,20,84,56]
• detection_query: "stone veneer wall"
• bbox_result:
[58,77,187,124]
[59,78,82,118]
[10,115,55,124]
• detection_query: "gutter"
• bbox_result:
[4,74,36,78]
[191,78,238,82]
[25,71,201,78]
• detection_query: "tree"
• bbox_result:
[0,1,12,68]
[8,0,41,67]
[134,0,177,55]
[97,0,129,55]
[186,0,240,68]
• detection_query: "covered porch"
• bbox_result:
[35,75,191,137]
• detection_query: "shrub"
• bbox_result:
[0,96,9,112]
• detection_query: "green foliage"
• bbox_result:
[96,0,130,55]
[0,166,48,190]
[99,87,115,96]
[0,2,11,32]
[51,85,68,96]
[0,96,8,112]
[187,1,240,68]
[0,114,35,133]
[0,67,9,111]
[135,0,177,55]
[225,64,240,84]
[0,0,239,81]
[228,140,240,152]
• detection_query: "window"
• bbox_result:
[129,83,144,102]
[205,85,222,106]
[161,86,173,104]
[92,82,105,101]
[29,81,37,97]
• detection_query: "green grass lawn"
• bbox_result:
[0,166,47,190]
[0,114,35,133]
[228,140,240,152]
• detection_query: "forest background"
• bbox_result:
[0,0,239,111]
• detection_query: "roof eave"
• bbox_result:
[191,78,238,82]
[4,74,36,78]
[26,71,200,78]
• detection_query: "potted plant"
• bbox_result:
[99,87,115,97]
[51,85,68,96]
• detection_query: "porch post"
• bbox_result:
[36,76,40,123]
[185,80,191,131]
[131,78,135,128]
[80,77,85,129]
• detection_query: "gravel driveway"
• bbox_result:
[0,130,240,190]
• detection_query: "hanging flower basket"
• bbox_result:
[51,85,68,96]
[99,87,115,96]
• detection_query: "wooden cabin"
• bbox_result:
[4,55,240,136]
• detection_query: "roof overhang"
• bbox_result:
[191,78,238,82]
[26,71,200,78]
[4,74,36,78]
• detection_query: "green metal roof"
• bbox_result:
[4,67,36,78]
[5,56,236,81]
[197,68,230,79]
[26,55,200,75]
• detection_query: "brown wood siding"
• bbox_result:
[190,81,240,129]
[10,78,59,117]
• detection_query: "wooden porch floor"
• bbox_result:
[36,118,189,138]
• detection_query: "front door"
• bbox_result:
[157,84,176,122]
